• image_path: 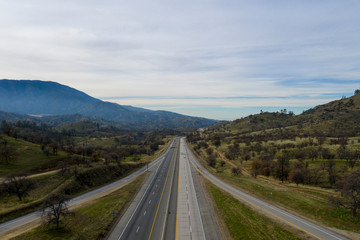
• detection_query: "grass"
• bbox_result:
[0,135,68,177]
[0,137,172,223]
[208,184,302,240]
[214,168,360,232]
[0,173,68,220]
[12,174,145,240]
[191,144,360,233]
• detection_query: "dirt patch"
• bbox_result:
[0,220,41,240]
[27,170,60,179]
[212,148,251,176]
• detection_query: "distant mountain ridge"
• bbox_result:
[0,79,216,130]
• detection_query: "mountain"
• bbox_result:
[219,92,360,137]
[0,79,216,130]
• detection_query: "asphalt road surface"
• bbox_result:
[108,137,180,240]
[177,137,206,240]
[182,140,350,240]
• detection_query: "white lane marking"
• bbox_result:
[183,140,345,240]
[117,152,165,240]
[149,200,151,204]
[136,226,140,233]
[182,139,207,240]
[144,211,147,216]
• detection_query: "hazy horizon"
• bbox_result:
[1,1,360,120]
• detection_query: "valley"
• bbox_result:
[0,81,359,239]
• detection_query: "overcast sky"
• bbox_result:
[1,0,360,120]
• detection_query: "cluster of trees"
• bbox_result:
[0,119,169,167]
[0,119,171,209]
[0,173,36,201]
[188,129,360,217]
[250,156,343,186]
[221,138,359,169]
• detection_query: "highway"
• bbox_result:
[177,138,206,240]
[109,137,222,240]
[182,139,350,240]
[108,137,180,240]
[2,136,346,240]
[0,141,170,239]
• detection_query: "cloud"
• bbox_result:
[0,0,359,120]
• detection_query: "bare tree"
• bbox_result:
[42,193,71,229]
[57,161,70,176]
[307,148,318,161]
[4,173,36,201]
[331,171,360,217]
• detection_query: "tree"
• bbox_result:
[0,138,17,164]
[57,161,70,177]
[331,171,360,217]
[321,148,335,160]
[251,160,262,178]
[1,121,12,136]
[346,150,359,169]
[307,148,318,161]
[232,167,241,176]
[42,193,71,229]
[309,168,327,185]
[354,89,360,95]
[51,142,59,156]
[226,143,240,160]
[337,145,350,160]
[213,136,221,147]
[316,136,326,145]
[206,147,213,155]
[4,173,36,201]
[294,149,307,161]
[277,150,291,183]
[290,169,305,186]
[206,154,217,168]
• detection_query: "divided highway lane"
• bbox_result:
[177,138,206,240]
[0,141,171,239]
[183,140,349,240]
[109,137,180,240]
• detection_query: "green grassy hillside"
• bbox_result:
[0,135,68,177]
[187,92,360,235]
[222,93,360,136]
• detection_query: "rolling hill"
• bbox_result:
[219,92,360,136]
[0,79,216,130]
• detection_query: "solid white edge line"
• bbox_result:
[117,153,165,240]
[181,138,206,240]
